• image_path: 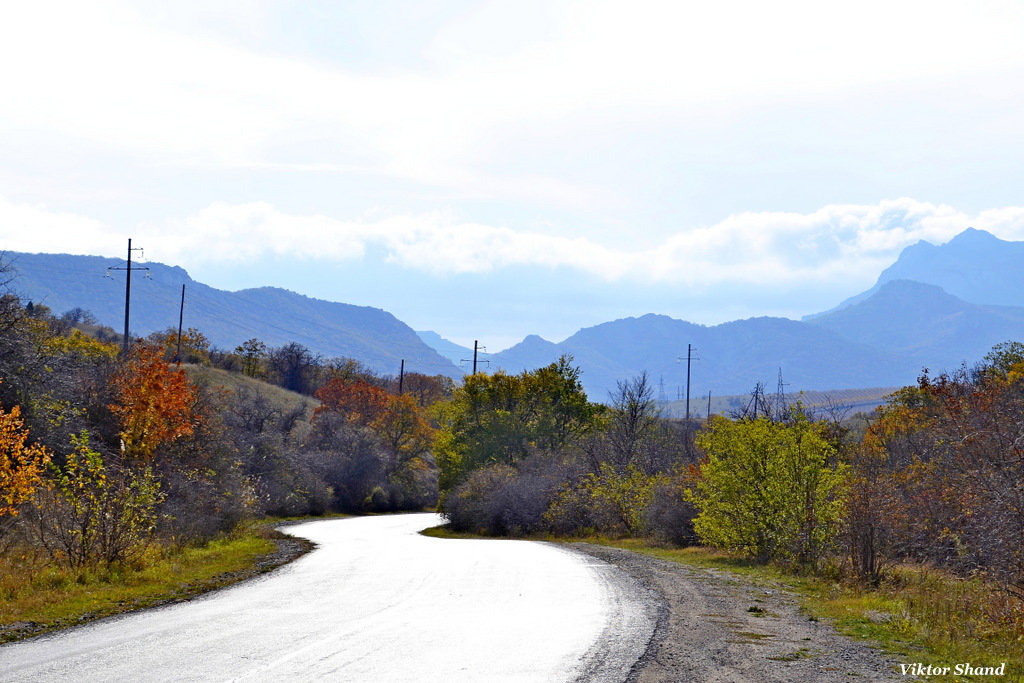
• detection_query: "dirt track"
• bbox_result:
[570,543,902,682]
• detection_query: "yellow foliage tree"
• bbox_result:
[0,400,51,518]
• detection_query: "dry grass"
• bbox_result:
[184,364,318,419]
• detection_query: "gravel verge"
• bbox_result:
[569,543,903,682]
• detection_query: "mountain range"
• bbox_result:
[2,252,457,378]
[4,227,1023,400]
[422,228,1024,399]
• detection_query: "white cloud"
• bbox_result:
[6,195,1024,293]
[3,1,1023,210]
[0,196,116,256]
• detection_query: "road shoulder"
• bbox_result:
[569,543,902,682]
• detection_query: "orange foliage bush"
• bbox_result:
[109,345,199,461]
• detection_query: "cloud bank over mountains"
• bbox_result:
[9,194,1024,287]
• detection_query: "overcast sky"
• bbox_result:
[2,0,1024,349]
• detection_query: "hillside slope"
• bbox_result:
[4,251,459,378]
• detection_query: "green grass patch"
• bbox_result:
[0,523,298,644]
[419,524,495,540]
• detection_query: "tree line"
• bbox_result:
[432,342,1024,604]
[4,281,1023,607]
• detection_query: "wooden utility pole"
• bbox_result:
[460,340,489,375]
[678,344,698,421]
[106,238,149,356]
[399,359,405,394]
[175,284,186,363]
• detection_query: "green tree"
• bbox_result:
[981,340,1024,377]
[434,356,599,498]
[690,411,848,565]
[235,338,267,378]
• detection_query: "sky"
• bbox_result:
[2,0,1024,350]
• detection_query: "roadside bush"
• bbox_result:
[443,464,516,534]
[544,478,598,536]
[643,474,699,546]
[858,359,1024,595]
[157,464,254,545]
[544,464,665,537]
[690,411,848,566]
[29,432,163,568]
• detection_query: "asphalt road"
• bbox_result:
[0,514,658,682]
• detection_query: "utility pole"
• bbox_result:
[677,344,699,421]
[686,344,692,421]
[175,284,185,363]
[461,340,489,375]
[106,238,149,356]
[398,359,405,394]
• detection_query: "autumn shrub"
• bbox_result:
[858,353,1024,595]
[545,464,665,536]
[543,478,598,536]
[308,378,438,513]
[0,398,51,548]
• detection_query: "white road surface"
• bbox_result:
[0,514,658,682]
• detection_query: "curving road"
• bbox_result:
[0,514,658,682]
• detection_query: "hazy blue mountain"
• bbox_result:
[818,228,1024,313]
[490,314,916,400]
[4,251,460,378]
[415,226,1024,400]
[415,331,472,367]
[11,227,1024,404]
[805,279,1024,372]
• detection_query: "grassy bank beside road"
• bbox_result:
[0,522,311,644]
